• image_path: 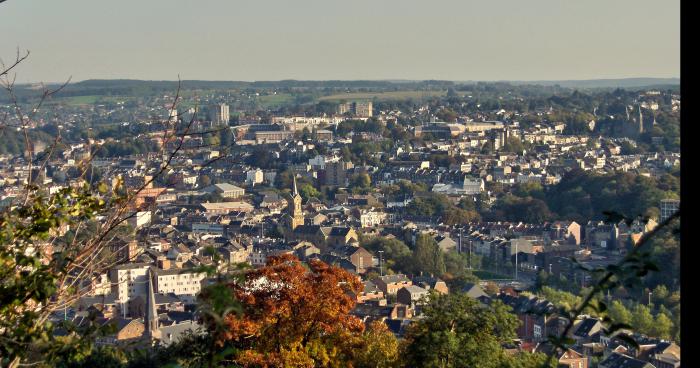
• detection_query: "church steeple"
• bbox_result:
[293,175,299,196]
[144,267,161,340]
[288,176,304,230]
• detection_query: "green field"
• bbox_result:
[317,90,446,102]
[256,93,295,108]
[50,95,131,106]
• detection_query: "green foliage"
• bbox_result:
[500,137,526,154]
[401,292,527,368]
[298,183,320,201]
[607,300,632,326]
[361,237,413,274]
[0,183,110,366]
[412,233,446,277]
[349,172,372,194]
[486,194,552,223]
[652,313,674,340]
[630,304,654,336]
[405,192,479,225]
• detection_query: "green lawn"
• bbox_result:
[256,93,294,108]
[317,90,446,102]
[50,95,131,106]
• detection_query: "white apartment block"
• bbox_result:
[152,268,206,304]
[360,210,387,228]
[246,169,264,185]
[110,263,152,305]
[209,103,230,124]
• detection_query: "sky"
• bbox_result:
[0,0,680,83]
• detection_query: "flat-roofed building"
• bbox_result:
[199,201,254,215]
[152,267,206,304]
[203,183,245,199]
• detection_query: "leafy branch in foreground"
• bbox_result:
[543,209,680,367]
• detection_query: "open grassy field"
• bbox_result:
[317,90,446,102]
[256,93,295,108]
[49,95,132,106]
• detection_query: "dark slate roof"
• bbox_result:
[329,227,353,237]
[363,281,381,294]
[165,311,196,323]
[334,245,366,257]
[496,294,556,315]
[319,254,357,273]
[574,317,601,337]
[412,275,445,288]
[384,319,412,337]
[399,285,428,296]
[599,352,654,368]
[293,225,322,235]
[376,274,411,284]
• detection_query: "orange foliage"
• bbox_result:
[219,254,365,367]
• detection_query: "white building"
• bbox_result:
[128,211,152,229]
[246,169,264,185]
[209,103,229,124]
[152,268,206,304]
[110,263,152,306]
[359,209,387,228]
[432,177,484,196]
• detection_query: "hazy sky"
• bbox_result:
[0,0,680,83]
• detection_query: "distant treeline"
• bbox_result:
[1,78,679,103]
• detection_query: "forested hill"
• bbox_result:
[4,78,680,102]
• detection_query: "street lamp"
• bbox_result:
[378,250,384,276]
[514,241,518,281]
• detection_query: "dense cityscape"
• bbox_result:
[0,78,681,367]
[0,1,681,367]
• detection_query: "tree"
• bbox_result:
[401,292,522,368]
[630,304,654,337]
[213,254,365,367]
[412,233,446,276]
[652,313,673,340]
[352,321,400,368]
[362,237,412,274]
[501,137,525,154]
[298,183,320,201]
[651,285,669,305]
[607,300,632,326]
[199,174,212,188]
[441,207,480,226]
[350,172,372,194]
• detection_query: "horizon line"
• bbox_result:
[18,76,680,86]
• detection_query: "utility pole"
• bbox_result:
[514,241,518,281]
[378,250,384,276]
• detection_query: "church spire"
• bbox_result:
[288,175,304,231]
[293,175,299,196]
[144,267,160,340]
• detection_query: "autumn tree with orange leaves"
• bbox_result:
[208,254,386,368]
